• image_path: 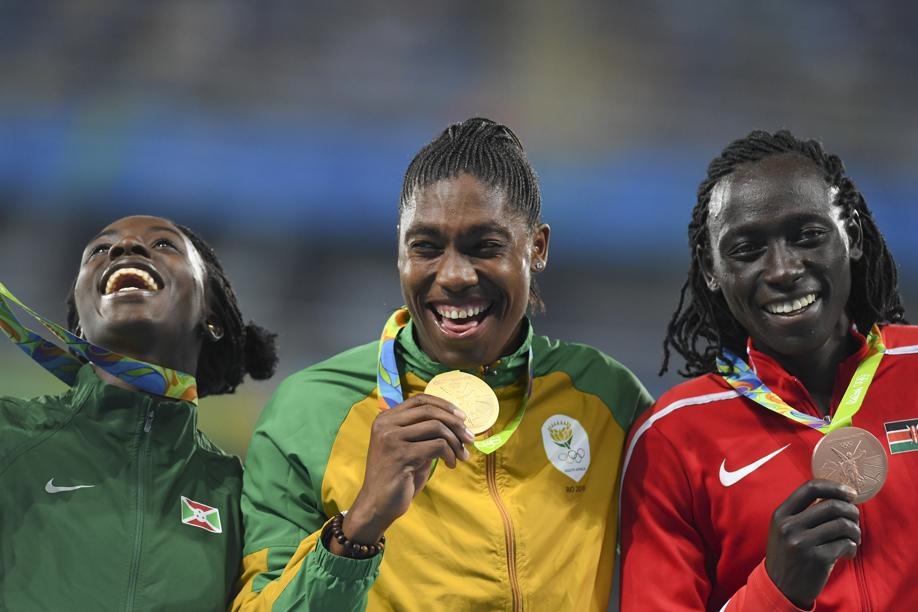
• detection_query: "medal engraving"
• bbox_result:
[811,426,888,504]
[425,370,499,435]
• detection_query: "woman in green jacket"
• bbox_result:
[0,214,277,611]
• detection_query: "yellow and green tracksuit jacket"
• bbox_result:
[234,320,651,611]
[0,365,243,611]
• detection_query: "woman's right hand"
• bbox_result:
[765,479,860,609]
[335,394,475,551]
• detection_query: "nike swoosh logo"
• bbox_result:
[719,445,790,487]
[45,478,96,494]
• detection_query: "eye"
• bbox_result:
[409,240,441,256]
[152,238,177,250]
[797,227,828,245]
[88,244,110,258]
[472,240,505,257]
[726,241,763,260]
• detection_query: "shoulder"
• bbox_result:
[631,374,736,438]
[193,430,243,480]
[254,341,378,443]
[531,334,653,427]
[0,390,72,433]
[879,323,918,352]
[0,390,73,466]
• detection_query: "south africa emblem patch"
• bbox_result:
[542,414,591,482]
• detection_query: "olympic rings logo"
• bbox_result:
[556,448,586,464]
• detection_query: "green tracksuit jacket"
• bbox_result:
[0,365,243,611]
[234,319,652,611]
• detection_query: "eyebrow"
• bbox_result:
[88,225,184,243]
[404,222,513,240]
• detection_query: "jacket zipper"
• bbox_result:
[124,406,154,611]
[854,506,872,611]
[486,450,522,612]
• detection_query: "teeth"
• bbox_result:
[765,293,816,315]
[105,268,159,295]
[436,304,489,320]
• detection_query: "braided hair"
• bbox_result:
[662,129,905,377]
[66,222,278,397]
[400,117,546,311]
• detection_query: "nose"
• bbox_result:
[762,242,804,288]
[109,235,150,259]
[436,249,478,293]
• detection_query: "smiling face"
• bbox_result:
[398,173,549,369]
[73,215,209,372]
[701,153,863,361]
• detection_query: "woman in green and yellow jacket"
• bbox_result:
[233,118,652,611]
[0,215,277,611]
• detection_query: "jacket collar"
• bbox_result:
[69,364,199,440]
[396,317,533,388]
[745,326,873,417]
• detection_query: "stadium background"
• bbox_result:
[1,1,916,457]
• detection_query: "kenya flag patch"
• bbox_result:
[180,496,222,533]
[884,419,918,455]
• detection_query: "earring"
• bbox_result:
[206,321,224,341]
[534,261,545,272]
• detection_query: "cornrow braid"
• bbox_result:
[661,129,906,377]
[400,117,545,311]
[67,221,278,397]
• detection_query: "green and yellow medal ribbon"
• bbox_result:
[716,325,885,433]
[0,282,198,404]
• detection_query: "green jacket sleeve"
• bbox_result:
[232,363,382,611]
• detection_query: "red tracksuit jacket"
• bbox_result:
[620,324,918,611]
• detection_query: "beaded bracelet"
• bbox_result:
[324,512,386,559]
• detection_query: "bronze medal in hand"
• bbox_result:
[811,426,888,504]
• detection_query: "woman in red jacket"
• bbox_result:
[620,130,915,611]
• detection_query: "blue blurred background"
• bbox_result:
[2,1,917,455]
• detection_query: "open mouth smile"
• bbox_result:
[429,300,494,337]
[100,264,164,296]
[763,292,818,316]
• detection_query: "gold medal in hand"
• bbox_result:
[425,370,499,435]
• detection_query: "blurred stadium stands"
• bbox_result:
[2,1,916,455]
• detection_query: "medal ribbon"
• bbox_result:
[0,282,198,404]
[376,307,532,454]
[716,325,885,433]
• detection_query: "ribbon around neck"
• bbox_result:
[0,282,198,404]
[376,307,531,454]
[716,325,885,433]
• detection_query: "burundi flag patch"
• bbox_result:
[884,419,918,455]
[180,496,222,533]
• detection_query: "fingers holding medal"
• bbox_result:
[425,370,499,435]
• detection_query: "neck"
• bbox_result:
[761,329,857,416]
[87,332,199,378]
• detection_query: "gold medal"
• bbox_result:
[425,370,499,435]
[811,426,888,504]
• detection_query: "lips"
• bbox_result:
[428,299,494,337]
[762,292,818,316]
[99,261,164,296]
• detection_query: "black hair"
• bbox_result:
[662,129,905,377]
[66,221,278,397]
[400,117,546,311]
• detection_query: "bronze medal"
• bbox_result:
[811,426,888,504]
[425,370,499,435]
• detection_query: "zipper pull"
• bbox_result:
[143,408,154,433]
